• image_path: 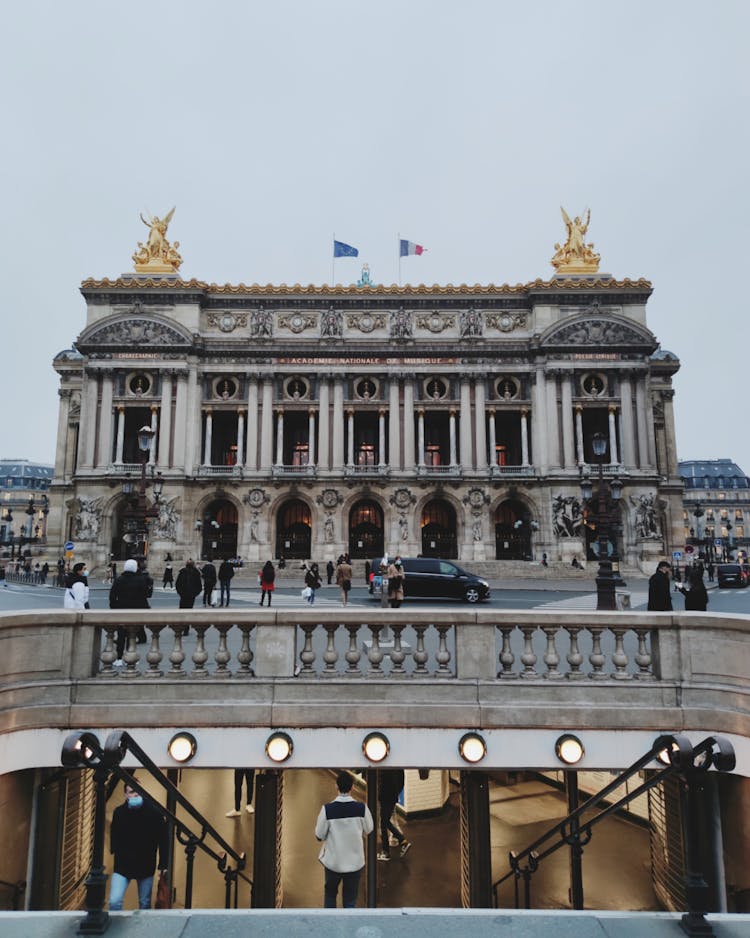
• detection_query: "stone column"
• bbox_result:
[236,410,245,467]
[561,371,575,469]
[347,409,355,466]
[203,410,213,466]
[55,389,72,481]
[245,378,258,471]
[388,378,400,470]
[149,405,158,466]
[114,406,125,464]
[608,406,619,465]
[332,379,344,469]
[378,409,386,466]
[635,377,651,468]
[183,367,200,475]
[460,378,472,470]
[417,409,425,466]
[275,409,284,466]
[308,408,316,466]
[474,379,487,469]
[619,374,636,469]
[488,408,497,467]
[79,369,99,469]
[531,367,548,473]
[403,379,415,469]
[158,373,173,468]
[661,389,678,477]
[318,378,330,470]
[546,371,560,468]
[260,379,274,470]
[173,371,189,473]
[97,372,114,468]
[575,406,584,465]
[521,408,530,467]
[449,409,458,466]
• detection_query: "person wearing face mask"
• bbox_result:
[109,778,169,911]
[64,562,90,609]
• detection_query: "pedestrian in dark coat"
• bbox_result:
[202,561,217,606]
[108,778,169,910]
[176,559,203,609]
[218,559,234,607]
[259,560,275,606]
[647,561,673,611]
[679,569,709,612]
[109,558,151,663]
[326,560,335,584]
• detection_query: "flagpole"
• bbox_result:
[398,232,401,287]
[332,232,335,286]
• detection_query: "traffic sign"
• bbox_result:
[64,541,75,551]
[685,545,694,555]
[672,550,683,561]
[714,538,723,547]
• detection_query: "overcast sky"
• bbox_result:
[2,1,748,471]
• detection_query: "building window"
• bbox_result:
[706,509,714,521]
[720,509,728,521]
[735,510,743,521]
[736,525,745,538]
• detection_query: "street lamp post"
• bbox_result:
[121,426,163,559]
[581,432,625,611]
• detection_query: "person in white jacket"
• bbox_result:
[315,771,373,908]
[64,579,90,609]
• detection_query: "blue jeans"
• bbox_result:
[308,589,316,605]
[324,866,361,908]
[109,872,154,910]
[220,581,231,605]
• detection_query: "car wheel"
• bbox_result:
[464,587,480,604]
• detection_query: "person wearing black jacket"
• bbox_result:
[109,558,151,663]
[202,561,217,607]
[647,561,673,612]
[218,559,235,607]
[109,778,169,910]
[176,559,203,609]
[679,568,709,612]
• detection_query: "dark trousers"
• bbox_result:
[379,796,403,853]
[324,866,362,908]
[260,588,272,606]
[220,581,231,605]
[233,769,255,811]
[203,583,215,605]
[179,596,196,609]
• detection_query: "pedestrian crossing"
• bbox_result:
[535,591,649,611]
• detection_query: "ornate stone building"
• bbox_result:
[48,210,683,572]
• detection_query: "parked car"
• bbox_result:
[716,563,750,588]
[370,556,490,604]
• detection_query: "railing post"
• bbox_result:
[565,771,584,910]
[181,834,198,909]
[77,763,110,935]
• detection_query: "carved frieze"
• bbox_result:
[416,312,455,334]
[346,312,386,333]
[206,312,248,333]
[485,312,528,333]
[543,317,653,348]
[278,312,317,334]
[82,318,191,347]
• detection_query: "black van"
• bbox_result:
[371,557,490,603]
[717,563,750,588]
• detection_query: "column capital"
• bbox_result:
[608,404,618,415]
[150,404,159,414]
[308,406,317,417]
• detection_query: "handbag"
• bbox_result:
[342,580,351,592]
[301,586,312,599]
[210,588,220,607]
[154,870,171,909]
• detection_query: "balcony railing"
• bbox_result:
[489,464,535,477]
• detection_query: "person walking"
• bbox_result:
[305,562,322,605]
[162,559,174,589]
[707,561,715,582]
[175,559,203,609]
[40,561,49,584]
[259,560,275,606]
[336,555,353,607]
[386,557,405,608]
[678,567,709,611]
[109,777,169,911]
[202,561,217,607]
[377,769,410,862]
[326,560,335,585]
[315,771,373,909]
[218,558,234,607]
[647,560,673,611]
[226,768,255,817]
[63,575,90,609]
[109,558,151,664]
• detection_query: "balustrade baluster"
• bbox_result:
[121,626,141,678]
[317,623,338,675]
[633,628,654,680]
[144,624,164,678]
[497,626,517,679]
[344,624,362,676]
[100,626,117,677]
[390,623,406,675]
[565,627,584,679]
[542,626,561,679]
[236,624,255,676]
[413,624,429,674]
[169,625,187,677]
[191,624,210,678]
[519,626,538,679]
[611,628,631,680]
[588,627,606,680]
[435,624,452,677]
[299,623,317,674]
[367,625,384,676]
[214,623,232,678]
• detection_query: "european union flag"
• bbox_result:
[333,240,359,258]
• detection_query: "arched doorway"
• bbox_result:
[494,500,531,560]
[111,499,140,561]
[276,499,312,560]
[421,500,457,558]
[348,499,384,559]
[202,499,238,560]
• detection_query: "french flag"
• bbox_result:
[399,239,425,257]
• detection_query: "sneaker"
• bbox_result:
[114,659,123,667]
[246,804,255,814]
[225,809,241,818]
[399,841,411,858]
[377,852,391,862]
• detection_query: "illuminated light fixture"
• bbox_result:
[656,745,674,766]
[458,732,487,764]
[555,734,585,766]
[168,732,197,764]
[61,730,102,768]
[266,732,294,763]
[362,732,390,763]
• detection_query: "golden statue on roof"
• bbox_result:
[132,207,183,274]
[551,207,600,275]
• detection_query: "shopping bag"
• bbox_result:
[301,586,312,599]
[155,870,171,909]
[210,588,220,607]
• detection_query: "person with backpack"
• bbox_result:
[259,560,275,606]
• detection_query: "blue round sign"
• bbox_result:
[64,541,75,551]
